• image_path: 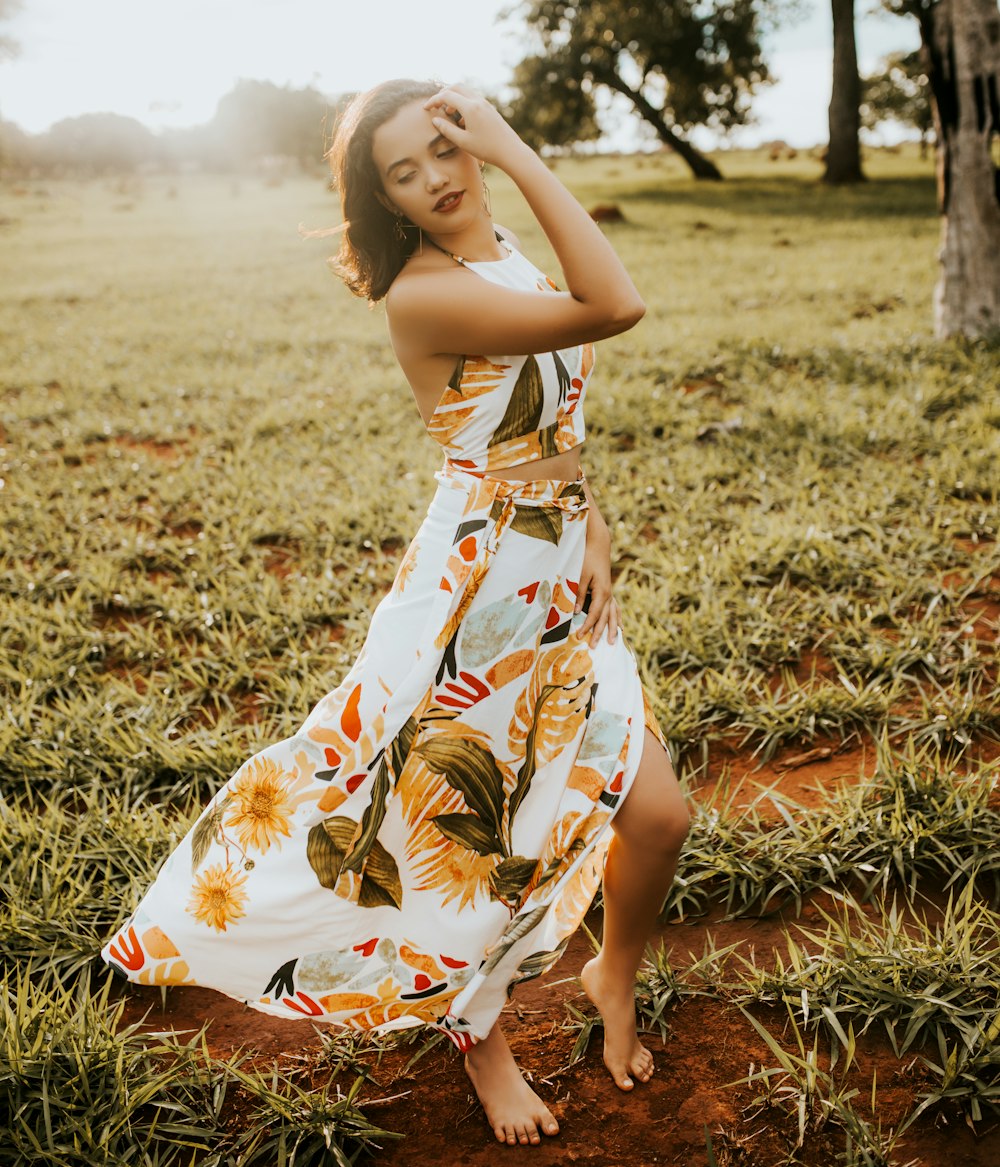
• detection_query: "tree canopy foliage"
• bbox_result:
[503,0,775,177]
[861,49,933,150]
[0,0,21,61]
[1,79,336,176]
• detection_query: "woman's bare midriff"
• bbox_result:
[483,447,583,483]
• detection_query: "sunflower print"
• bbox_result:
[187,863,250,932]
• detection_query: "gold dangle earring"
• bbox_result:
[481,170,492,218]
[392,213,406,243]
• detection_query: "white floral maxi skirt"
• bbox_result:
[101,461,669,1051]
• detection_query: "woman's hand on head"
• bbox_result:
[423,85,529,171]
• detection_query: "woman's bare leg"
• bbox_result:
[581,727,689,1089]
[464,1020,560,1145]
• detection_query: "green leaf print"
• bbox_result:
[534,837,586,892]
[306,817,356,889]
[390,714,419,778]
[514,943,569,984]
[342,752,391,874]
[432,812,503,856]
[480,903,549,977]
[344,715,420,875]
[489,855,539,904]
[510,505,563,546]
[537,421,559,459]
[190,797,229,873]
[414,736,506,841]
[357,839,403,910]
[189,811,216,874]
[448,356,465,392]
[489,356,544,447]
[307,817,402,909]
[508,683,561,828]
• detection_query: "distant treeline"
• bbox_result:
[0,80,342,178]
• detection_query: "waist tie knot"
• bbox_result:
[431,459,589,652]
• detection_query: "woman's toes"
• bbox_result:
[543,1116,560,1135]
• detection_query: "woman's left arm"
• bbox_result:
[574,478,619,648]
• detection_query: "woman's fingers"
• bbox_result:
[578,592,618,647]
[422,86,521,169]
[423,84,479,117]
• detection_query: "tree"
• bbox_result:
[505,1,776,179]
[0,0,23,175]
[861,49,934,156]
[884,0,999,337]
[503,54,601,153]
[37,113,157,175]
[0,0,21,62]
[211,80,332,169]
[824,0,865,182]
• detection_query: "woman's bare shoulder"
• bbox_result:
[385,253,464,316]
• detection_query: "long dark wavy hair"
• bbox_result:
[326,79,443,303]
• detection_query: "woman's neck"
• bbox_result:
[426,215,505,264]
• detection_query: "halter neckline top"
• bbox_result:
[422,229,594,476]
[431,230,514,268]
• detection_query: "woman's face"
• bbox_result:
[370,98,484,234]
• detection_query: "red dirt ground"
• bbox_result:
[118,894,999,1166]
[117,727,1000,1167]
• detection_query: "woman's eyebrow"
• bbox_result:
[385,133,451,176]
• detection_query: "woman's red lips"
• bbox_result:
[434,191,463,212]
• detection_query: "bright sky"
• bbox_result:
[2,0,923,148]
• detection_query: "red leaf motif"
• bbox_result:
[440,954,468,969]
[109,925,144,971]
[324,747,341,767]
[545,606,560,629]
[518,581,540,604]
[284,992,323,1016]
[346,773,366,793]
[413,973,432,991]
[354,937,379,958]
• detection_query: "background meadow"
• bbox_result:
[2,147,999,1165]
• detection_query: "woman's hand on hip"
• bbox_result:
[423,85,529,171]
[575,521,619,649]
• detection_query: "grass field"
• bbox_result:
[2,144,999,1166]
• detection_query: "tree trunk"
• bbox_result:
[824,0,865,183]
[599,69,724,180]
[923,0,1000,338]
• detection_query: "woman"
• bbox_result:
[102,79,690,1149]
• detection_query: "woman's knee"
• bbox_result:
[614,739,690,856]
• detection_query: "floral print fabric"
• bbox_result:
[101,247,670,1052]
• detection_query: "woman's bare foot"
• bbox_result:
[463,1023,560,1146]
[580,956,655,1090]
